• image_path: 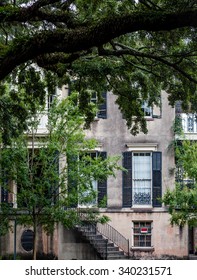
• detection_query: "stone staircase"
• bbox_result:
[76,224,129,260]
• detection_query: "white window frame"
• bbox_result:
[126,143,158,208]
[181,113,197,133]
[132,152,152,207]
[90,92,107,119]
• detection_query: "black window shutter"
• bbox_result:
[122,152,132,207]
[175,100,183,114]
[152,152,162,207]
[97,152,107,207]
[97,92,107,119]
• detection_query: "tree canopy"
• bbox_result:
[1,0,197,135]
[163,141,197,227]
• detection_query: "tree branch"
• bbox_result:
[98,44,197,84]
[0,8,197,80]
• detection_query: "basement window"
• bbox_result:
[21,229,34,252]
[133,221,152,247]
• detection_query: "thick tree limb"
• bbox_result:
[0,9,197,80]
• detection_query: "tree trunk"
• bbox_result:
[33,216,37,260]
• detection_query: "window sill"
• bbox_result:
[132,206,153,212]
[146,118,154,121]
[131,247,154,252]
[132,205,153,208]
[93,117,100,121]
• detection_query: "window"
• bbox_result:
[91,92,107,119]
[79,152,97,207]
[181,113,197,133]
[141,101,152,117]
[79,152,107,207]
[133,221,152,247]
[79,177,98,207]
[1,187,8,203]
[48,93,56,110]
[21,229,34,252]
[68,151,107,208]
[187,114,197,133]
[0,170,12,206]
[175,165,195,188]
[122,151,162,208]
[68,83,107,119]
[133,153,152,205]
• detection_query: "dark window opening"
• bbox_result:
[21,229,34,252]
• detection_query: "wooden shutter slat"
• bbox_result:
[152,152,162,207]
[122,152,132,207]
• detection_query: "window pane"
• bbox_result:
[133,222,152,247]
[79,152,98,207]
[133,153,151,205]
[141,101,152,117]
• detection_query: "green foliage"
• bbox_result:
[0,203,12,236]
[163,184,197,227]
[163,140,197,226]
[176,141,197,182]
[0,1,197,135]
[0,95,120,247]
[173,115,183,137]
[0,66,57,144]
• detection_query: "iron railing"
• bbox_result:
[77,209,130,258]
[96,222,129,257]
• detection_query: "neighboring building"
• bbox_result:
[0,87,191,259]
[175,103,197,256]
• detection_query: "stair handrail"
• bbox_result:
[76,208,129,257]
[96,222,129,257]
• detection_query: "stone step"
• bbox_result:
[85,234,103,239]
[90,240,114,247]
[107,250,124,255]
[77,228,96,234]
[105,246,119,252]
[107,254,128,260]
[75,225,128,260]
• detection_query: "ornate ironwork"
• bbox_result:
[133,191,151,205]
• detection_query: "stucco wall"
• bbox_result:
[58,224,100,260]
[103,211,188,258]
[0,223,58,258]
[85,90,175,209]
[81,90,188,258]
